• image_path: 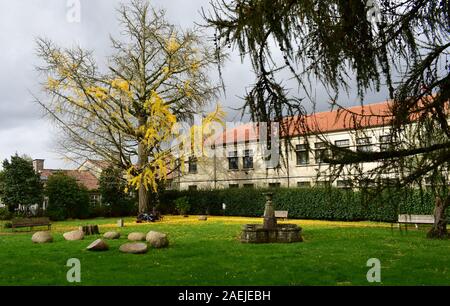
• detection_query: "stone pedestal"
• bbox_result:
[263,192,277,230]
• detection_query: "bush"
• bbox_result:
[110,198,138,217]
[98,166,137,217]
[0,207,12,220]
[89,198,138,218]
[159,187,438,222]
[45,172,91,221]
[175,196,191,215]
[3,222,12,229]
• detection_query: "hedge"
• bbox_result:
[159,187,439,222]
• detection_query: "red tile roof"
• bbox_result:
[210,100,393,145]
[39,169,99,191]
[284,100,393,137]
[212,122,260,145]
[84,160,111,170]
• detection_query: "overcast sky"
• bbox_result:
[0,0,389,170]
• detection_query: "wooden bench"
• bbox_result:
[397,214,434,229]
[275,210,288,221]
[11,217,51,232]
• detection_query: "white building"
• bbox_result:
[172,100,399,190]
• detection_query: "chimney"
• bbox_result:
[32,159,45,173]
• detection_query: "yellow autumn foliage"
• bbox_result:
[46,77,60,90]
[86,86,108,101]
[111,78,131,96]
[190,60,200,72]
[162,66,170,75]
[166,35,180,53]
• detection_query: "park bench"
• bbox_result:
[397,214,434,229]
[11,217,51,232]
[274,210,288,221]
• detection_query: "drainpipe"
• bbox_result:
[213,146,217,189]
[285,139,290,188]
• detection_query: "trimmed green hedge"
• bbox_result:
[159,187,438,222]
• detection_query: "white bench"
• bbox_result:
[275,210,288,220]
[397,214,434,229]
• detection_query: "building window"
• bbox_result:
[242,149,253,169]
[188,157,197,173]
[228,151,239,170]
[356,137,373,152]
[335,139,350,148]
[297,181,311,188]
[315,142,329,163]
[358,178,376,188]
[333,139,350,159]
[336,180,353,189]
[90,194,101,205]
[379,134,394,152]
[43,196,49,210]
[268,182,281,188]
[315,180,331,188]
[188,185,197,191]
[229,184,239,189]
[295,144,309,165]
[380,178,399,187]
[243,183,254,188]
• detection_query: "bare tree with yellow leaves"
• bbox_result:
[35,0,224,213]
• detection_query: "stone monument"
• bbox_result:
[241,192,303,243]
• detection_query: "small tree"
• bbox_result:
[1,154,43,214]
[99,166,136,217]
[46,172,90,220]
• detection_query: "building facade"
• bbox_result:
[173,100,398,190]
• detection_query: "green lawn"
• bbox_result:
[0,216,449,285]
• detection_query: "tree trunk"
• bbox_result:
[137,139,149,214]
[427,196,449,239]
[79,225,99,235]
[138,186,149,214]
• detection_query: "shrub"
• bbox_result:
[0,207,12,220]
[159,187,437,222]
[3,222,12,229]
[99,166,137,217]
[45,172,91,221]
[175,196,191,215]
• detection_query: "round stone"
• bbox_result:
[146,231,169,248]
[63,230,84,241]
[32,231,53,243]
[103,231,121,239]
[86,239,109,251]
[128,232,146,241]
[119,242,148,254]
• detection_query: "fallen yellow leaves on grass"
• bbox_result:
[0,216,392,235]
